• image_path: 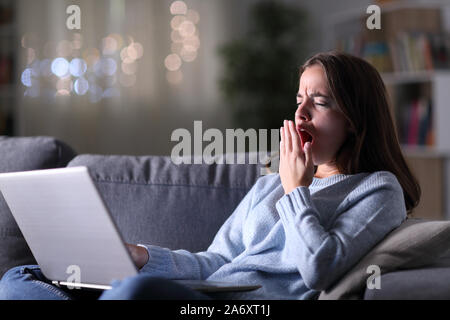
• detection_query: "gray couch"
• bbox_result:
[1,135,450,300]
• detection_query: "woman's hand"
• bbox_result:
[126,243,149,269]
[279,120,314,194]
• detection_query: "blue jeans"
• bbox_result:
[0,265,211,300]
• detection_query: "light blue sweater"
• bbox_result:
[140,171,407,299]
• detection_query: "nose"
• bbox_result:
[295,101,311,122]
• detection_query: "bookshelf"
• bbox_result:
[327,0,450,220]
[0,0,15,136]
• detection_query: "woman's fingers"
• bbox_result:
[281,120,303,156]
[288,120,301,155]
[284,120,292,153]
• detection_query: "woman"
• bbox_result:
[0,51,421,300]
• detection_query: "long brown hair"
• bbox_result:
[300,51,421,214]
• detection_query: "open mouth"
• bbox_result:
[298,129,313,150]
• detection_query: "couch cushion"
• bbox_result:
[363,267,450,300]
[318,218,450,300]
[0,136,77,278]
[67,154,261,252]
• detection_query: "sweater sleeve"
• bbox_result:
[138,180,257,279]
[275,171,407,291]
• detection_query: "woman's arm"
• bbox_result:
[135,244,229,280]
[276,172,407,291]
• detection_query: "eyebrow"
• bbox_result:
[296,92,330,99]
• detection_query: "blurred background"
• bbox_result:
[1,0,450,220]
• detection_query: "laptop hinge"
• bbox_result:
[52,281,112,291]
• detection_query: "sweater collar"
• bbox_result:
[310,173,354,188]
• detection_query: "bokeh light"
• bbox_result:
[69,58,87,77]
[21,68,33,87]
[74,77,89,95]
[171,15,186,30]
[165,2,200,83]
[170,1,187,15]
[164,53,182,71]
[51,58,70,77]
[101,58,117,76]
[21,32,144,101]
[179,20,196,37]
[127,42,144,60]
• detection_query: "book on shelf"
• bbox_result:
[335,36,392,72]
[391,32,449,72]
[336,31,450,73]
[334,6,450,73]
[400,97,434,147]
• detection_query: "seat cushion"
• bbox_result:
[0,136,77,278]
[67,154,261,252]
[318,218,450,300]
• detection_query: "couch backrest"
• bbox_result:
[67,154,262,252]
[0,136,77,277]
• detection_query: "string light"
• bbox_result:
[165,1,200,85]
[20,32,144,102]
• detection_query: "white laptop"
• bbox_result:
[0,167,260,293]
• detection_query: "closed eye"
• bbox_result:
[296,101,328,107]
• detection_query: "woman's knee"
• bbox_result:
[0,265,70,300]
[1,265,38,283]
[0,265,40,299]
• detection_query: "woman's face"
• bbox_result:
[295,65,349,166]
